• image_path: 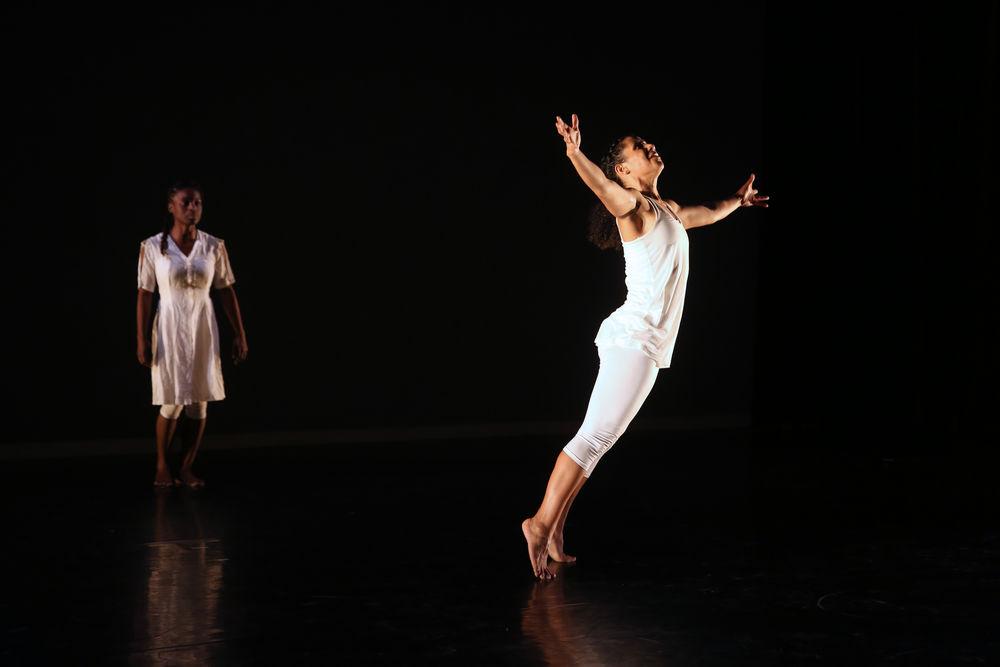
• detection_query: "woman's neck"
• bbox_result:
[626,176,660,200]
[170,222,198,242]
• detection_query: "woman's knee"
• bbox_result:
[159,403,207,420]
[159,404,183,420]
[183,402,207,419]
[562,425,623,478]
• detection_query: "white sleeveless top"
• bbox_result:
[593,195,690,368]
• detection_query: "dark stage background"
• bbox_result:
[3,3,996,451]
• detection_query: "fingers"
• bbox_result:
[741,173,767,207]
[554,114,579,138]
[554,116,568,138]
[232,342,248,364]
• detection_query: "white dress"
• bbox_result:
[137,230,236,405]
[593,195,690,368]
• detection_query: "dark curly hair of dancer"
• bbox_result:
[161,180,204,255]
[586,136,632,251]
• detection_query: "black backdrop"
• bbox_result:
[3,3,996,450]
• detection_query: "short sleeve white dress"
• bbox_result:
[137,230,236,405]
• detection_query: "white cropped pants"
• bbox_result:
[562,345,660,477]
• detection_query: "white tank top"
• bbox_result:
[593,195,690,368]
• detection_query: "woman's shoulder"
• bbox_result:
[141,232,164,247]
[197,229,226,247]
[613,188,656,218]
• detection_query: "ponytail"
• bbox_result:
[585,137,629,251]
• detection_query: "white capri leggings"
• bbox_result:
[562,345,660,477]
[159,402,208,420]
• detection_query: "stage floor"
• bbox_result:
[2,429,998,664]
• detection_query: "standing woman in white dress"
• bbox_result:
[136,182,249,488]
[521,114,769,580]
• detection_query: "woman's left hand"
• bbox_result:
[736,173,769,208]
[232,334,249,365]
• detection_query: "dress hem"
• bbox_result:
[152,397,225,406]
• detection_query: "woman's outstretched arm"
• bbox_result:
[555,114,640,218]
[670,173,770,229]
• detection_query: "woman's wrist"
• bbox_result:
[732,193,744,207]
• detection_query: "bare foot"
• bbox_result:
[179,468,205,488]
[154,468,174,487]
[521,518,555,580]
[547,536,577,563]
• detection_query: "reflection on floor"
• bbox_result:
[2,428,998,664]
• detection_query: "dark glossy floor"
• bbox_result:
[2,427,999,665]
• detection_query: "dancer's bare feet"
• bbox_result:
[547,535,577,563]
[154,467,173,487]
[178,468,205,488]
[522,518,555,580]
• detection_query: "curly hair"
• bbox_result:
[161,180,203,255]
[585,136,631,251]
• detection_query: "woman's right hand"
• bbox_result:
[137,340,152,367]
[555,114,582,156]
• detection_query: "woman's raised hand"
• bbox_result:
[555,114,582,156]
[735,173,769,208]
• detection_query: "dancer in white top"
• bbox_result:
[137,182,249,488]
[522,114,769,580]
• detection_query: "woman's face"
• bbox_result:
[168,188,203,226]
[616,136,663,182]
